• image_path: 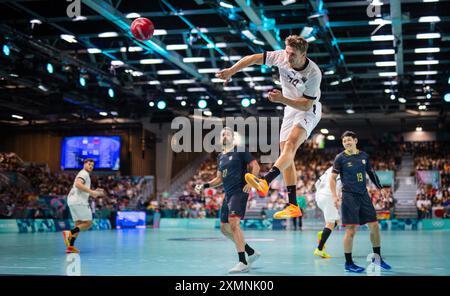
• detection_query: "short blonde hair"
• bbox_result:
[285,35,308,54]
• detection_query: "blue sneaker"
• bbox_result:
[372,258,392,271]
[345,263,365,273]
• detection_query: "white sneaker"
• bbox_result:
[228,262,250,274]
[247,251,261,265]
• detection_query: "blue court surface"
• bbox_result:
[0,228,449,276]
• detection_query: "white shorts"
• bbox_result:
[69,204,92,221]
[315,192,340,223]
[280,102,322,142]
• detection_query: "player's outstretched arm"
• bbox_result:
[215,53,264,85]
[195,171,222,194]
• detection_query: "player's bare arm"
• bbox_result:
[268,89,314,111]
[330,172,340,208]
[74,178,104,197]
[195,171,222,194]
[215,53,264,85]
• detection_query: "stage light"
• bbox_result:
[157,101,166,110]
[2,45,10,56]
[46,63,54,74]
[241,98,251,107]
[198,99,207,109]
[108,88,115,98]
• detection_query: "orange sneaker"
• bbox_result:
[245,173,269,197]
[273,204,302,219]
[66,246,80,254]
[62,230,72,247]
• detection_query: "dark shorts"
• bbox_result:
[220,192,249,223]
[341,191,378,226]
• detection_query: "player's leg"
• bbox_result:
[344,226,357,263]
[314,221,336,259]
[272,128,306,219]
[361,192,391,270]
[220,223,257,259]
[315,194,341,256]
[64,205,92,253]
[341,193,365,272]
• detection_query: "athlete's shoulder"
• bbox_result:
[359,150,369,157]
[307,58,321,74]
[335,151,345,159]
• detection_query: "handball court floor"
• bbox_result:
[0,228,449,276]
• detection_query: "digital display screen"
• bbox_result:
[61,136,121,170]
[116,211,146,229]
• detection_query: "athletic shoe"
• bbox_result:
[247,251,261,265]
[345,263,365,273]
[62,230,72,247]
[65,246,80,254]
[228,262,250,274]
[372,258,392,271]
[273,204,302,219]
[245,173,269,196]
[314,248,332,259]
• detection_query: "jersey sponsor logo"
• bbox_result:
[347,162,353,167]
[362,159,366,164]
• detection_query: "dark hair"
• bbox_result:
[341,131,357,139]
[84,158,95,164]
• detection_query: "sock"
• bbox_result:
[69,236,77,247]
[238,252,247,265]
[318,227,332,251]
[245,244,255,256]
[345,253,353,265]
[262,166,280,184]
[70,227,80,235]
[287,185,297,206]
[373,246,381,258]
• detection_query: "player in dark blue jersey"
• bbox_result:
[330,131,391,273]
[195,127,261,273]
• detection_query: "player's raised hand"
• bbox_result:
[267,89,284,103]
[215,68,233,85]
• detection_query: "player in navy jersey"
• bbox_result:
[330,131,392,273]
[195,127,261,273]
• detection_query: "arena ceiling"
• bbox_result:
[0,0,448,129]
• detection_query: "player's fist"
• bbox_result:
[268,89,283,103]
[215,68,233,85]
[380,188,389,199]
[194,184,204,195]
[92,188,105,197]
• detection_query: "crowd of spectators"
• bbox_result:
[173,142,397,218]
[411,142,450,219]
[0,152,149,219]
[2,139,449,220]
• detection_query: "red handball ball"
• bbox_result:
[130,17,154,41]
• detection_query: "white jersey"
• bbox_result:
[67,169,91,206]
[315,167,342,196]
[264,50,322,118]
